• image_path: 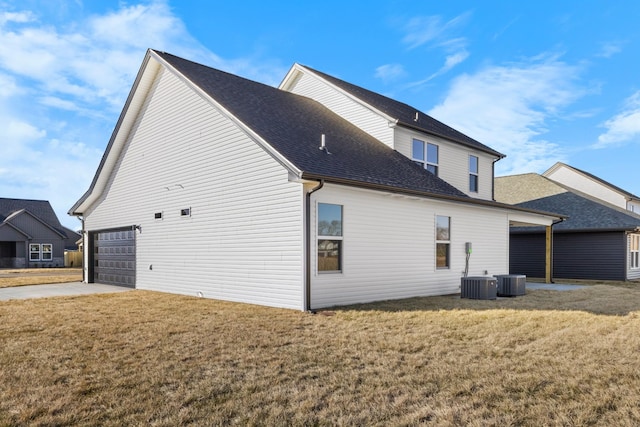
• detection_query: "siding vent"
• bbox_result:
[180,208,191,217]
[154,212,163,220]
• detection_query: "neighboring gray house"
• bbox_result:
[69,50,559,310]
[495,173,640,281]
[0,198,80,268]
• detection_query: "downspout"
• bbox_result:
[492,157,500,201]
[549,217,564,283]
[305,179,324,312]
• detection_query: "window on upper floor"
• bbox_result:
[469,155,479,193]
[412,139,438,176]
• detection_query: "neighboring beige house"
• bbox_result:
[543,162,640,214]
[69,49,559,310]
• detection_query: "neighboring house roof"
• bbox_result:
[292,64,505,159]
[496,174,640,233]
[543,162,640,201]
[0,198,69,238]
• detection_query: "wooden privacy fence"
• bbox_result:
[64,251,83,268]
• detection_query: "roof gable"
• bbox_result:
[543,162,640,201]
[288,64,504,158]
[147,51,469,198]
[0,198,68,238]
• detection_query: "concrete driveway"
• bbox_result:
[0,282,132,301]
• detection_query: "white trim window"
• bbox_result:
[318,203,343,273]
[412,139,439,176]
[29,244,41,261]
[436,216,450,269]
[469,155,479,193]
[631,235,640,269]
[41,244,53,261]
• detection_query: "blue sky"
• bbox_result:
[1,0,640,229]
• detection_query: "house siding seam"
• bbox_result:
[84,66,305,310]
[309,184,509,308]
[285,71,395,148]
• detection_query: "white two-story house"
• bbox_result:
[69,49,559,310]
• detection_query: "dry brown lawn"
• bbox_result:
[1,284,640,426]
[0,268,82,288]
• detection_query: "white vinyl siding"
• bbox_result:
[285,71,395,148]
[395,127,496,200]
[310,184,509,309]
[545,166,627,209]
[84,67,305,310]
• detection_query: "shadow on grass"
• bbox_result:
[331,285,640,317]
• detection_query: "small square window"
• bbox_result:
[154,212,163,220]
[181,208,191,217]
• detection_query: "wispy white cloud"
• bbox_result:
[428,54,585,175]
[0,0,287,228]
[595,91,640,147]
[596,41,623,58]
[374,63,406,83]
[400,12,472,85]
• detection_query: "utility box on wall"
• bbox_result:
[460,276,497,300]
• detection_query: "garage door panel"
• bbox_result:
[95,229,135,287]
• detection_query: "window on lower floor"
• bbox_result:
[436,215,450,269]
[318,203,343,272]
[29,244,40,261]
[41,244,53,261]
[29,243,52,261]
[631,235,640,269]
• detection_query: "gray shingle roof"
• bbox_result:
[0,198,69,237]
[495,174,640,233]
[297,65,504,158]
[156,51,468,198]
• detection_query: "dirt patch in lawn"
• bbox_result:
[2,285,640,425]
[0,268,82,288]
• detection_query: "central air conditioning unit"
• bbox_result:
[494,274,526,297]
[460,276,497,300]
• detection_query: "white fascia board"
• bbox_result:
[71,51,162,215]
[282,63,396,124]
[150,51,302,180]
[507,211,556,227]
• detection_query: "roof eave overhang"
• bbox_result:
[301,172,564,223]
[394,119,506,159]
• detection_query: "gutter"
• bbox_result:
[304,180,324,312]
[301,173,565,221]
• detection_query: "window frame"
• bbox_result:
[412,139,439,176]
[435,215,451,270]
[29,243,41,261]
[317,202,343,273]
[41,243,53,261]
[469,155,479,193]
[631,235,640,270]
